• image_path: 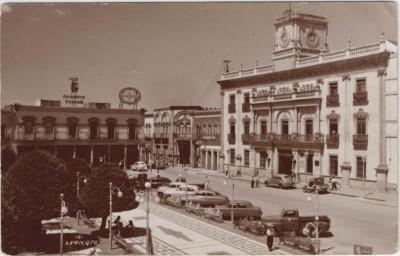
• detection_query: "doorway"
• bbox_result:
[278,149,293,175]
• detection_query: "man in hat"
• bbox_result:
[265,223,275,251]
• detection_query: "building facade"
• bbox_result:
[218,10,398,191]
[193,109,222,171]
[1,100,145,168]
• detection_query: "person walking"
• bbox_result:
[251,176,255,188]
[255,175,260,188]
[205,175,210,190]
[332,177,338,191]
[265,224,275,251]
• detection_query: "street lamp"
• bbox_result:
[135,182,153,255]
[307,189,320,255]
[223,178,235,224]
[109,182,123,250]
[59,193,68,255]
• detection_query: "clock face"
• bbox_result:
[279,30,290,48]
[306,30,319,48]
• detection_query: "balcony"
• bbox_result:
[326,134,339,149]
[248,133,274,148]
[153,133,168,138]
[353,91,368,106]
[175,133,192,140]
[198,134,221,146]
[326,94,340,107]
[242,103,250,112]
[353,134,368,150]
[275,133,324,150]
[227,133,235,145]
[228,104,236,114]
[241,134,251,145]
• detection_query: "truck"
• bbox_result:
[261,208,331,237]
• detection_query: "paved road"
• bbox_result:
[158,168,398,255]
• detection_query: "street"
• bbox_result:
[157,167,398,255]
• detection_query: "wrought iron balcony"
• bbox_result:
[199,134,221,146]
[353,134,368,150]
[326,94,340,107]
[248,133,274,148]
[353,91,368,106]
[242,103,250,113]
[326,134,339,149]
[228,104,236,114]
[227,133,235,144]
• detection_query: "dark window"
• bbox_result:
[305,120,313,135]
[329,155,338,176]
[214,124,219,134]
[44,120,54,134]
[244,93,250,104]
[306,154,313,173]
[229,94,235,105]
[281,120,289,135]
[244,121,250,135]
[356,78,367,92]
[244,150,250,166]
[208,124,212,134]
[260,121,267,135]
[68,122,77,139]
[356,118,367,135]
[260,151,267,168]
[107,122,115,139]
[129,123,136,139]
[24,121,34,134]
[230,149,235,165]
[329,82,338,95]
[356,156,367,179]
[89,121,98,139]
[329,120,338,134]
[230,123,235,135]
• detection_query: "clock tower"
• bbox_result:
[272,9,328,70]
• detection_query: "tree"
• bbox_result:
[1,146,17,178]
[2,150,71,253]
[80,163,138,235]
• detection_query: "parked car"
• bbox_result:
[205,200,262,221]
[162,184,199,199]
[149,176,171,189]
[302,177,329,194]
[131,161,148,171]
[265,174,294,189]
[179,190,229,208]
[157,182,186,195]
[125,169,148,180]
[261,208,331,237]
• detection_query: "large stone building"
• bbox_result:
[217,10,398,191]
[2,82,145,168]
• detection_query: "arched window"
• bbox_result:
[106,118,117,140]
[127,119,137,140]
[43,117,56,135]
[88,118,99,140]
[22,117,36,138]
[67,117,79,139]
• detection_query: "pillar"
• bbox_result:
[376,68,388,192]
[340,74,352,187]
[90,145,94,166]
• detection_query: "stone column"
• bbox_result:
[205,149,209,170]
[376,69,388,192]
[340,74,352,187]
[220,91,225,172]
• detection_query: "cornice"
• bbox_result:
[218,52,390,90]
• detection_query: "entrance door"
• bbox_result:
[306,153,314,173]
[278,150,293,175]
[177,140,190,165]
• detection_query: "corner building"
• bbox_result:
[218,10,398,191]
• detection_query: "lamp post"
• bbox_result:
[307,189,320,255]
[135,182,154,255]
[109,182,123,250]
[76,172,87,225]
[59,193,68,255]
[223,177,235,224]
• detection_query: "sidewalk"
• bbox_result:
[173,166,398,207]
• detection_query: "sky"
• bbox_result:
[1,1,397,112]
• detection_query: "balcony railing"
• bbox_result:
[153,133,168,138]
[353,91,368,106]
[326,94,340,107]
[326,134,339,149]
[248,133,274,148]
[228,104,236,114]
[198,134,221,146]
[242,103,250,112]
[175,133,192,140]
[248,133,324,149]
[227,133,235,144]
[353,134,368,150]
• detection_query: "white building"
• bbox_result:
[218,10,397,191]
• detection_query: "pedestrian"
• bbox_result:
[256,175,260,188]
[328,176,333,191]
[265,224,275,251]
[290,170,296,184]
[225,167,228,176]
[332,177,338,191]
[251,176,255,188]
[205,176,210,190]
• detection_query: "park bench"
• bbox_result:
[203,207,223,222]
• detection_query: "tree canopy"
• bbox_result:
[1,146,17,178]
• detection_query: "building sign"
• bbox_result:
[252,81,321,100]
[119,87,141,109]
[64,234,99,250]
[63,94,86,105]
[354,244,373,254]
[62,78,86,107]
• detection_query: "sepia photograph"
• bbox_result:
[1,1,398,255]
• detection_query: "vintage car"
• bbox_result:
[235,218,266,235]
[204,200,262,221]
[149,176,171,189]
[125,169,148,180]
[302,177,329,194]
[130,161,148,171]
[261,208,331,237]
[265,174,294,189]
[178,190,229,208]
